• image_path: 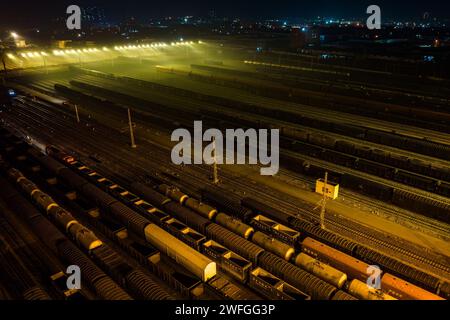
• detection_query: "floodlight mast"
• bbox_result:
[128,108,137,148]
[213,137,219,184]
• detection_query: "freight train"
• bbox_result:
[1,164,174,300]
[37,144,355,300]
[279,151,450,224]
[4,125,445,301]
[73,66,450,164]
[60,69,449,223]
[4,142,303,300]
[26,147,217,283]
[280,131,450,197]
[126,177,447,300]
[60,68,449,224]
[71,65,450,162]
[112,168,445,300]
[200,108,450,224]
[186,63,450,133]
[3,143,257,300]
[239,196,449,300]
[47,142,447,300]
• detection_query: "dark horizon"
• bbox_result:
[2,0,450,29]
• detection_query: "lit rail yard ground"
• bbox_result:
[1,21,450,303]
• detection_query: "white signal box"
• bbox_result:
[315,179,339,200]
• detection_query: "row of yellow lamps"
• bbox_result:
[7,40,202,59]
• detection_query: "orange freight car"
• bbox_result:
[381,274,445,300]
[301,237,370,282]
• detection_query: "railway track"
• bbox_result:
[186,63,450,134]
[0,121,264,301]
[240,61,450,109]
[16,74,445,214]
[20,72,450,174]
[10,77,450,241]
[244,54,450,99]
[276,168,450,240]
[115,66,450,146]
[221,168,450,279]
[21,73,450,197]
[1,93,448,282]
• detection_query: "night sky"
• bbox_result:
[2,0,450,28]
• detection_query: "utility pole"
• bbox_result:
[128,107,137,148]
[319,171,328,230]
[313,171,329,229]
[213,136,219,184]
[74,104,80,123]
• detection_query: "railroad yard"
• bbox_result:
[0,41,449,301]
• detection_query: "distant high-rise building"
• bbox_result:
[82,6,107,27]
[120,17,140,35]
[290,27,306,48]
[306,26,321,45]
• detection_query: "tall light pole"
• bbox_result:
[41,54,48,74]
[128,108,137,148]
[212,137,219,184]
[74,104,80,123]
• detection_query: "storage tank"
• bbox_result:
[295,253,347,288]
[184,198,217,220]
[252,231,295,261]
[215,212,254,239]
[348,279,396,300]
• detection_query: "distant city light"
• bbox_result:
[10,32,19,39]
